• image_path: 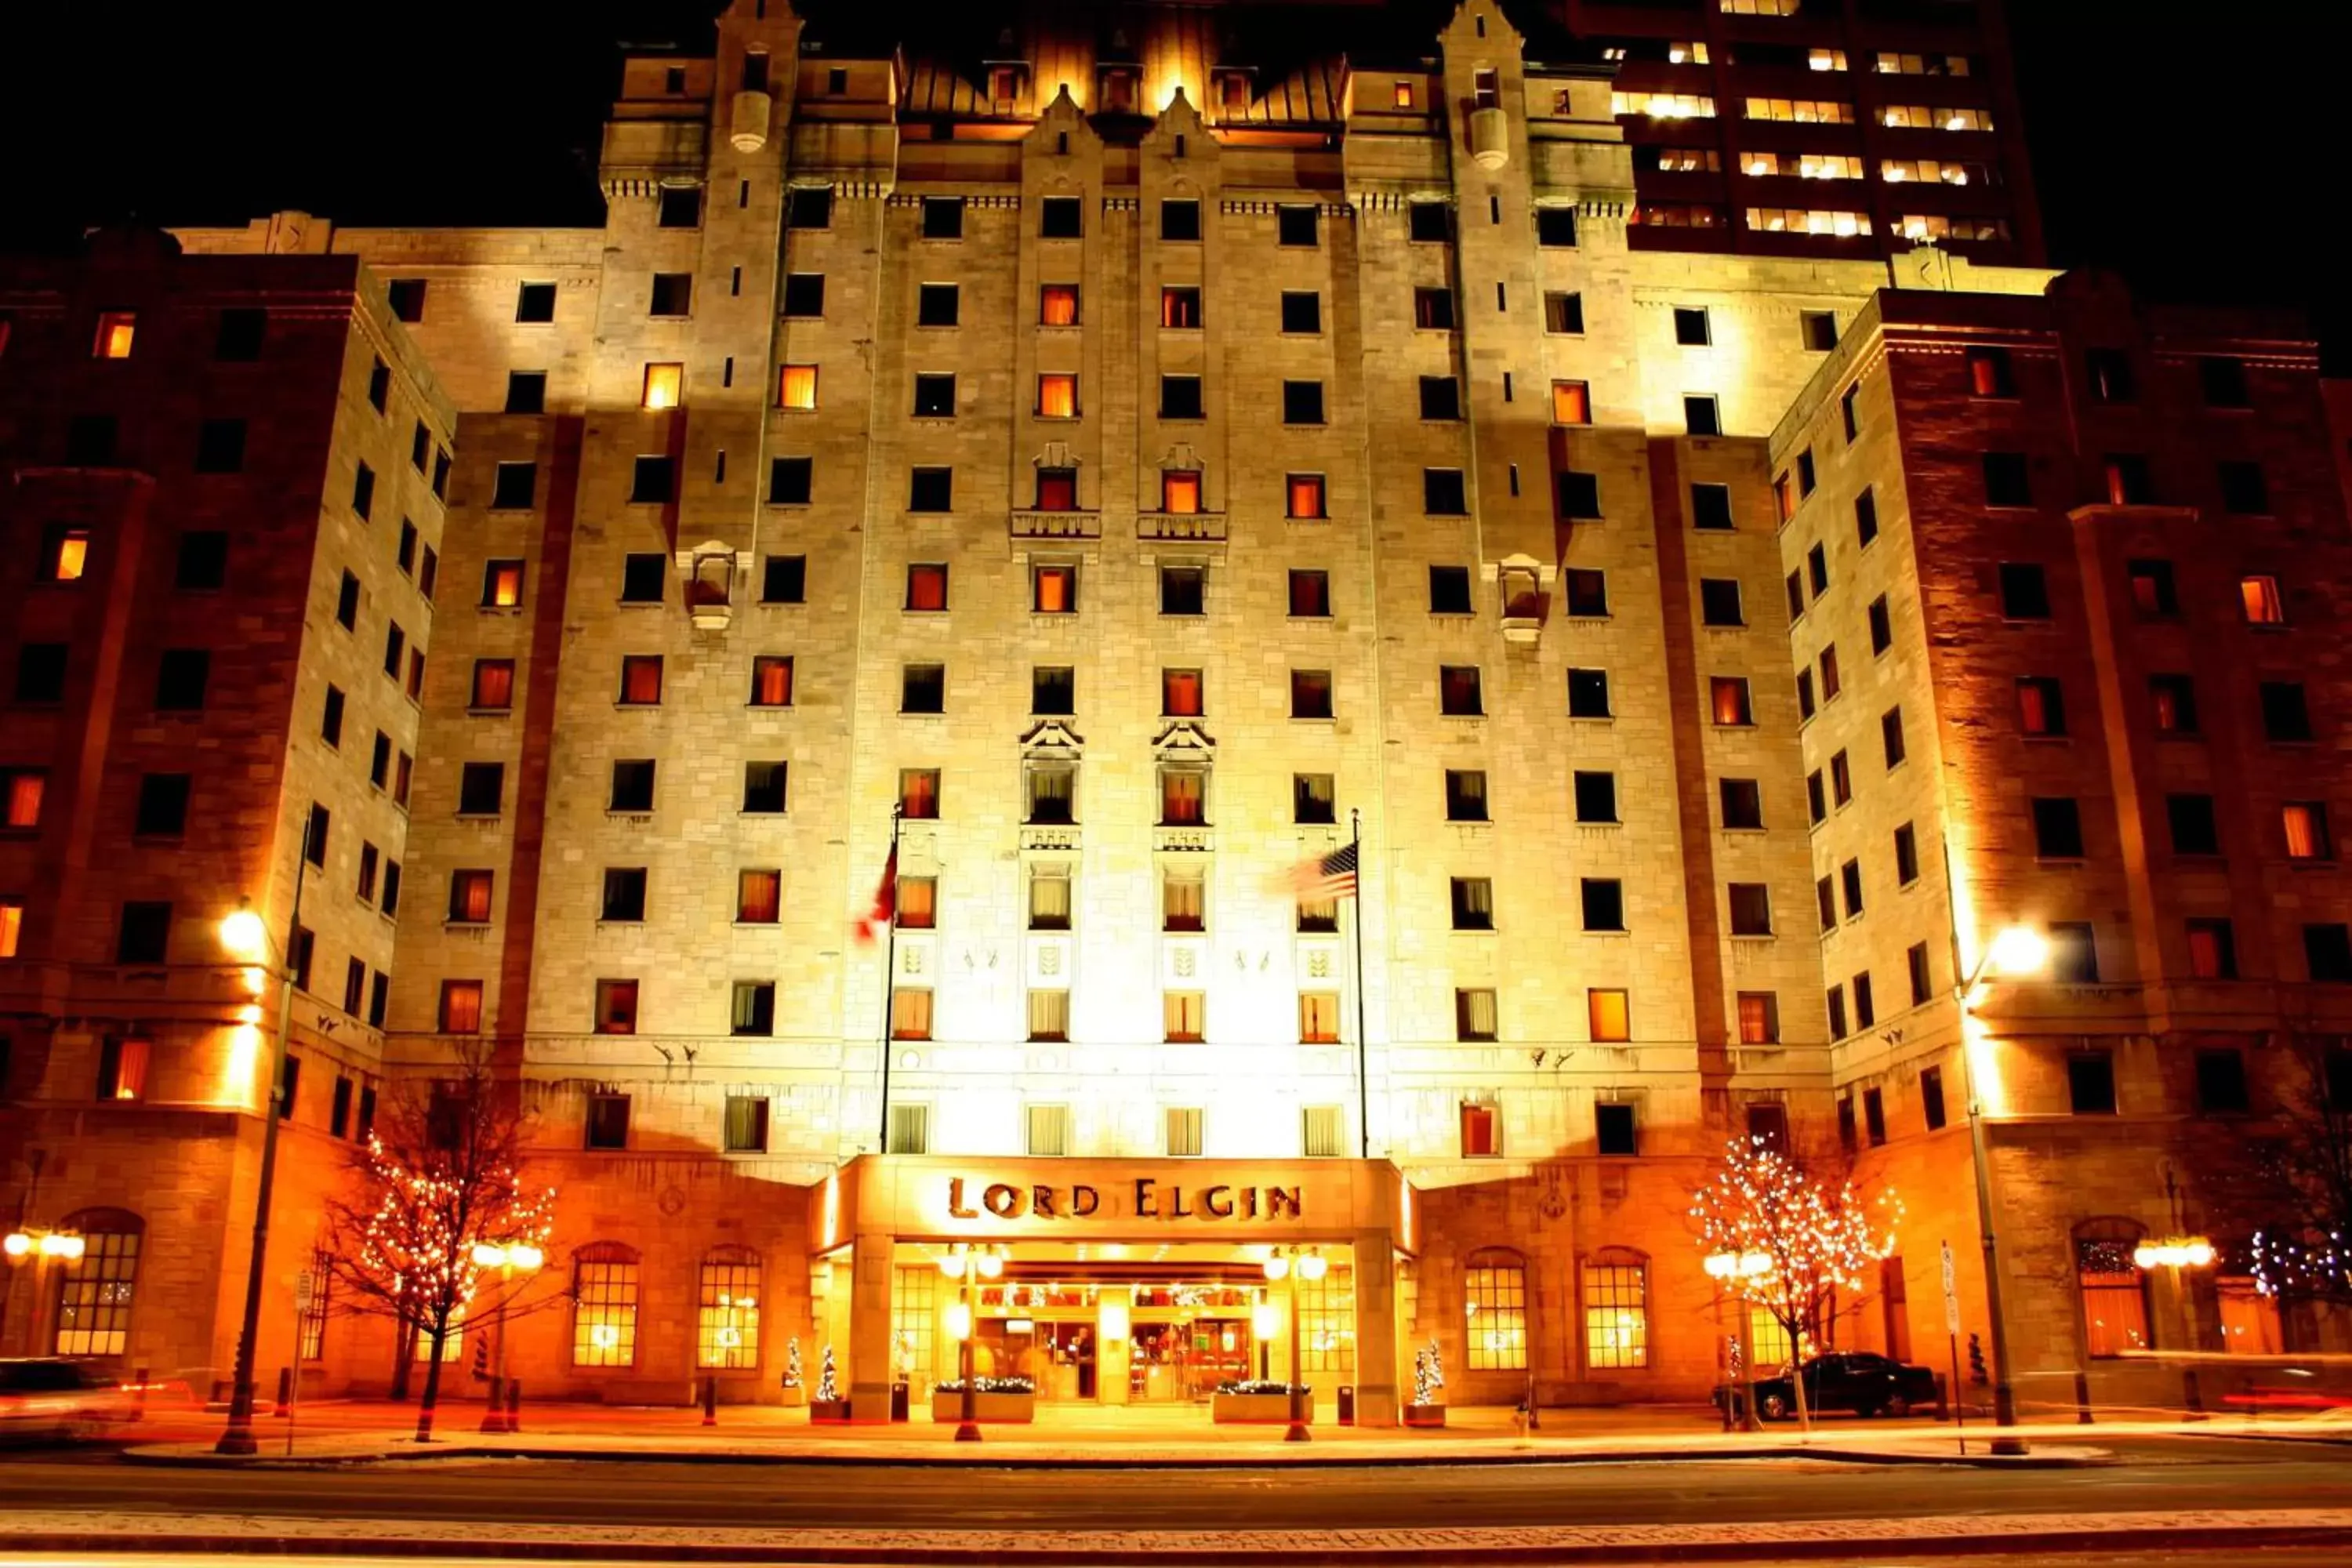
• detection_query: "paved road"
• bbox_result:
[0,1436,2342,1532]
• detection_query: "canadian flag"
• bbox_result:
[852,844,898,945]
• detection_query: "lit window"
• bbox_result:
[1033,564,1076,613]
[471,659,515,711]
[895,876,937,930]
[1299,992,1341,1044]
[1465,1258,1526,1367]
[750,655,793,707]
[777,364,818,409]
[1163,991,1205,1043]
[1028,867,1071,931]
[93,311,136,359]
[906,563,949,611]
[2075,1223,2150,1358]
[595,978,640,1034]
[1612,91,1717,118]
[1393,81,1414,108]
[736,869,782,924]
[696,1249,761,1369]
[572,1248,641,1367]
[1744,208,1872,237]
[899,769,941,819]
[42,527,89,582]
[1743,98,1857,125]
[1588,988,1631,1042]
[2,768,43,829]
[1162,469,1202,514]
[2285,802,2332,861]
[1160,767,1206,826]
[448,869,494,924]
[619,655,663,705]
[1028,989,1069,1042]
[0,900,22,959]
[481,560,524,608]
[1552,380,1592,425]
[2241,575,2285,625]
[1163,872,1205,933]
[1287,474,1327,519]
[1037,372,1077,419]
[439,980,485,1033]
[1737,993,1779,1044]
[641,362,683,410]
[51,1220,140,1356]
[1040,285,1079,326]
[1584,1250,1649,1368]
[890,987,933,1040]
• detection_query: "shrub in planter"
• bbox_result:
[1211,1378,1312,1424]
[930,1374,1036,1425]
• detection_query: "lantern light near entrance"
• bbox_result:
[945,1301,974,1341]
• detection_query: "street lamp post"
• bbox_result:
[1949,915,2048,1457]
[938,1243,1004,1443]
[214,832,313,1458]
[1704,1249,1769,1432]
[3,1225,86,1358]
[1262,1245,1324,1443]
[471,1241,545,1433]
[2135,1233,2216,1417]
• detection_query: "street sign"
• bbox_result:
[1940,1242,1960,1334]
[296,1269,316,1311]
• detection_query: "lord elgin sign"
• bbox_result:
[946,1176,1304,1223]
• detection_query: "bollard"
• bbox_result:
[479,1374,506,1434]
[702,1374,718,1426]
[506,1377,523,1433]
[129,1366,149,1424]
[2074,1370,2095,1425]
[273,1367,294,1418]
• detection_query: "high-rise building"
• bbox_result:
[2,0,2344,1424]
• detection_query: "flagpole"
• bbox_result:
[1351,808,1370,1160]
[876,804,903,1152]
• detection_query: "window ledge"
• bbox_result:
[1730,931,1777,942]
[454,812,501,823]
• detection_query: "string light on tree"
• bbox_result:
[817,1345,840,1403]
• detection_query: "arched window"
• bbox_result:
[572,1242,641,1368]
[2075,1217,2151,1358]
[697,1246,762,1370]
[1582,1247,1649,1370]
[1464,1246,1527,1371]
[53,1208,142,1358]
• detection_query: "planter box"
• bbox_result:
[929,1389,1036,1425]
[1212,1391,1310,1425]
[1403,1403,1447,1428]
[778,1385,806,1408]
[807,1398,852,1423]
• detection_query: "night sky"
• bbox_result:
[5,2,2345,365]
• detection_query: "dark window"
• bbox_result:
[2200,356,2251,409]
[65,413,118,466]
[116,901,171,964]
[619,554,665,604]
[2168,794,2220,856]
[1894,822,1919,885]
[1868,595,1893,654]
[1407,201,1449,242]
[609,760,656,813]
[458,762,504,817]
[1444,769,1488,822]
[491,462,536,510]
[154,648,209,711]
[1721,779,1762,829]
[786,187,832,228]
[909,467,953,511]
[1160,199,1201,241]
[2218,461,2269,515]
[1841,858,1864,919]
[2085,348,2134,403]
[1280,292,1321,333]
[336,571,361,630]
[1568,667,1611,718]
[1787,571,1806,622]
[1574,770,1617,822]
[1040,196,1083,238]
[1278,205,1318,246]
[1855,488,1878,546]
[2196,1049,2249,1113]
[176,531,228,591]
[1159,376,1203,419]
[902,664,946,713]
[1290,670,1334,720]
[194,417,246,474]
[2262,681,2314,742]
[911,374,958,419]
[659,187,703,228]
[365,358,392,412]
[585,1093,632,1149]
[2305,924,2352,982]
[1565,569,1609,617]
[1692,484,1733,530]
[1289,570,1331,619]
[916,283,960,328]
[1423,469,1468,515]
[630,456,674,505]
[1967,346,2015,397]
[649,272,692,315]
[1881,706,1907,767]
[1438,664,1482,716]
[1853,974,1876,1030]
[504,372,547,414]
[1413,287,1457,332]
[2017,676,2067,736]
[2067,1053,2118,1115]
[1558,471,1602,520]
[1817,877,1837,933]
[1292,772,1336,826]
[1700,579,1744,627]
[1684,396,1722,437]
[1160,566,1204,615]
[1831,750,1852,806]
[1828,988,1849,1042]
[387,278,426,321]
[1999,562,2051,619]
[2126,558,2177,617]
[215,307,267,360]
[2051,921,2100,983]
[350,461,376,519]
[1747,1102,1791,1149]
[1729,883,1772,936]
[2103,452,2154,505]
[1983,452,2032,507]
[1418,376,1461,420]
[1673,307,1710,347]
[1803,311,1838,352]
[321,685,344,747]
[782,273,825,318]
[1282,380,1326,424]
[1807,771,1827,825]
[1581,878,1625,931]
[1451,877,1494,931]
[1429,565,1473,614]
[1594,1102,1638,1156]
[1840,383,1860,441]
[2032,797,2085,858]
[1863,1087,1888,1146]
[601,868,648,922]
[1909,943,1934,1008]
[742,762,788,815]
[1536,207,1578,247]
[134,774,191,837]
[1544,292,1584,334]
[768,456,812,505]
[762,555,806,604]
[514,281,557,322]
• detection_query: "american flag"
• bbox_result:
[1285,841,1359,901]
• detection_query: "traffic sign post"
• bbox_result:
[288,1270,315,1457]
[1941,1242,1965,1455]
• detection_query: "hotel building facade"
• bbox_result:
[3,0,2347,1425]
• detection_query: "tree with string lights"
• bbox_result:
[321,1044,557,1442]
[2241,1036,2352,1312]
[1690,1137,1902,1431]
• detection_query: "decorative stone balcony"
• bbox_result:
[1020,824,1081,852]
[1138,511,1229,544]
[1010,510,1102,542]
[1155,825,1214,853]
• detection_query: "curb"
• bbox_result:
[1,1523,2346,1564]
[116,1439,2112,1472]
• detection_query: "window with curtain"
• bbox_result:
[2076,1219,2151,1357]
[1161,469,1202,514]
[1465,1258,1527,1370]
[1583,1250,1649,1370]
[1027,989,1069,1042]
[895,876,935,930]
[736,869,782,924]
[1036,372,1077,419]
[1163,872,1205,932]
[696,1248,761,1370]
[1028,866,1071,930]
[1162,668,1203,716]
[890,988,933,1041]
[899,769,941,818]
[1160,768,1206,825]
[572,1247,641,1367]
[1299,991,1341,1043]
[1026,764,1075,824]
[51,1211,141,1357]
[1163,991,1205,1042]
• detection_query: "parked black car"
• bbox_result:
[1743,1352,1940,1421]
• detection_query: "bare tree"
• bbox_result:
[321,1044,557,1442]
[1690,1137,1903,1431]
[2242,1036,2352,1312]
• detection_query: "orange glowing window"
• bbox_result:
[103,1037,150,1100]
[1552,380,1592,425]
[439,980,485,1033]
[1460,1102,1498,1156]
[642,362,684,410]
[1033,564,1076,613]
[1737,992,1778,1044]
[899,768,941,819]
[1711,677,1753,726]
[1036,467,1077,510]
[906,563,949,612]
[777,363,818,409]
[897,875,936,930]
[890,987,933,1040]
[2241,575,2285,625]
[1393,81,1415,109]
[2285,802,2332,861]
[471,659,515,710]
[483,561,524,608]
[93,311,136,359]
[4,771,42,829]
[1037,372,1078,419]
[619,655,664,705]
[1287,474,1327,519]
[1163,991,1205,1042]
[1040,285,1080,326]
[1162,470,1202,514]
[750,655,793,707]
[1160,769,1205,825]
[1588,988,1631,1042]
[1162,668,1203,717]
[1299,992,1341,1044]
[45,528,89,582]
[448,869,495,924]
[737,869,782,924]
[0,899,22,958]
[595,978,640,1035]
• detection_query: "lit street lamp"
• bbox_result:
[1704,1248,1771,1432]
[471,1240,545,1432]
[938,1243,1004,1443]
[1262,1245,1326,1442]
[1951,916,2048,1456]
[213,822,314,1458]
